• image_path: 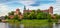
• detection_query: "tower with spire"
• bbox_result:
[24,6,26,10]
[23,6,26,13]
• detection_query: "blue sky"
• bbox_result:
[0,0,60,16]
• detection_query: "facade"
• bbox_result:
[23,6,55,19]
[9,8,23,19]
[9,6,55,19]
[23,6,53,14]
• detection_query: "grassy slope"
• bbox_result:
[21,19,48,26]
[6,19,49,26]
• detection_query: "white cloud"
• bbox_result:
[26,3,54,10]
[23,0,60,15]
[19,0,35,6]
[0,4,9,16]
[53,0,60,14]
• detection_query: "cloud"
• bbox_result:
[18,0,56,6]
[26,3,54,10]
[19,0,35,6]
[30,0,55,6]
[0,3,23,16]
[53,0,60,14]
[0,4,9,16]
[6,2,24,7]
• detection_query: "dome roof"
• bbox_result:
[16,8,20,11]
[50,6,53,8]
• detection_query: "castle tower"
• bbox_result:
[49,6,53,14]
[23,6,26,13]
[16,8,20,11]
[14,8,20,15]
[24,6,26,10]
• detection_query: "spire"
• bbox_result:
[24,6,26,10]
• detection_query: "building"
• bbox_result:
[0,16,7,23]
[23,6,55,19]
[0,16,5,20]
[9,6,55,19]
[9,8,23,19]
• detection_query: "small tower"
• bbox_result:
[16,8,20,11]
[14,8,20,15]
[49,6,53,14]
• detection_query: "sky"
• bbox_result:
[0,0,60,16]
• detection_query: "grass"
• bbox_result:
[21,19,49,26]
[5,19,53,27]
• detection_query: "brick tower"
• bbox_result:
[14,8,20,15]
[49,6,53,14]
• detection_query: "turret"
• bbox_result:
[49,6,53,14]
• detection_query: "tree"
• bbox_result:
[11,11,14,15]
[13,15,19,20]
[27,10,37,19]
[23,12,29,19]
[28,12,35,19]
[5,15,10,19]
[36,12,46,19]
[23,9,52,20]
[8,11,14,16]
[37,9,41,13]
[55,14,60,19]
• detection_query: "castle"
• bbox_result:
[23,6,55,18]
[9,8,23,19]
[9,6,55,19]
[23,6,53,14]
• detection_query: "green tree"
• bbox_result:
[28,12,35,19]
[47,14,53,28]
[13,15,21,21]
[13,15,19,20]
[37,12,48,19]
[23,12,29,19]
[54,14,60,23]
[27,10,37,19]
[8,11,14,16]
[5,15,10,19]
[37,9,42,13]
[55,14,60,19]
